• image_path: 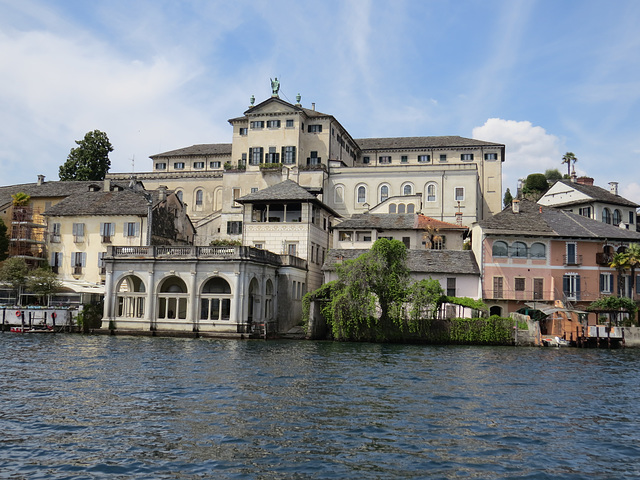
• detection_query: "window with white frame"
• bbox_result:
[283,146,296,164]
[286,119,294,128]
[249,147,263,165]
[267,120,281,128]
[403,184,413,195]
[461,153,474,161]
[357,185,367,203]
[174,162,185,170]
[600,273,613,294]
[563,273,580,301]
[334,185,344,204]
[250,121,264,129]
[380,185,389,203]
[484,153,498,160]
[418,155,430,163]
[193,162,204,169]
[455,187,464,201]
[210,161,221,169]
[426,183,437,202]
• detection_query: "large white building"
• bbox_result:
[102,86,505,335]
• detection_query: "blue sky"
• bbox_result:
[1,0,640,202]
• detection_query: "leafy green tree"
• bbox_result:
[544,168,563,183]
[624,243,640,298]
[521,173,549,200]
[59,130,113,181]
[0,257,29,302]
[0,218,8,261]
[561,152,577,178]
[329,238,410,341]
[27,268,61,305]
[406,279,444,336]
[503,188,513,208]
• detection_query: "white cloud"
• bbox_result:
[472,118,563,194]
[621,183,640,207]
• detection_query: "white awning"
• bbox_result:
[59,280,105,295]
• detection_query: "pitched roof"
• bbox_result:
[150,143,232,158]
[478,200,640,240]
[546,180,639,208]
[323,249,479,275]
[355,136,504,151]
[335,213,467,231]
[0,180,126,208]
[236,179,319,203]
[43,189,159,217]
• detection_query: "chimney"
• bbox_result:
[576,176,594,186]
[37,174,45,186]
[158,185,167,202]
[311,102,316,111]
[104,178,111,191]
[512,199,520,214]
[609,182,619,195]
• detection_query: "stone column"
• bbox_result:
[146,269,155,330]
[189,269,198,332]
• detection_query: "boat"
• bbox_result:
[541,336,570,347]
[10,325,54,333]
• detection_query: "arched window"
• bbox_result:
[403,183,413,195]
[511,241,528,258]
[426,183,437,202]
[379,185,389,203]
[407,204,415,213]
[158,276,188,320]
[200,277,232,321]
[603,208,611,224]
[195,189,203,206]
[492,241,508,257]
[357,185,366,203]
[530,242,546,259]
[176,190,183,202]
[613,209,622,226]
[334,185,344,204]
[116,275,146,318]
[398,204,406,214]
[389,204,397,214]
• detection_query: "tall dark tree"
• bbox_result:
[503,188,513,208]
[59,130,113,181]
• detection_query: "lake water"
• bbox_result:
[2,334,640,479]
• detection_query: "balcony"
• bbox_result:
[596,252,613,266]
[563,254,582,266]
[73,266,83,275]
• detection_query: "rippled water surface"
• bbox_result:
[2,335,640,479]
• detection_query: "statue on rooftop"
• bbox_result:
[270,77,280,97]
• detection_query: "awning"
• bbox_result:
[59,280,105,295]
[523,302,587,315]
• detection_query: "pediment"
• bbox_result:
[244,97,301,116]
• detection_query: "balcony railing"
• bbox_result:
[107,245,306,269]
[563,254,583,266]
[596,252,614,266]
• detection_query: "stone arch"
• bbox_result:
[200,276,232,321]
[115,274,146,318]
[490,305,502,317]
[157,276,188,320]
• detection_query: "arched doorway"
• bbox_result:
[200,277,232,322]
[489,305,502,317]
[116,275,146,318]
[158,276,188,321]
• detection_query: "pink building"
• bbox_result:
[472,200,640,329]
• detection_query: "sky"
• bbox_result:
[1,0,640,203]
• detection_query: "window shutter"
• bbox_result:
[576,276,581,300]
[281,146,285,163]
[71,252,77,266]
[109,223,115,235]
[81,252,86,267]
[563,275,569,296]
[72,223,77,236]
[135,222,140,237]
[100,223,105,236]
[600,274,605,292]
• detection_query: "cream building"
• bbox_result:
[107,90,505,246]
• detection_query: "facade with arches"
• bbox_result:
[103,245,307,334]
